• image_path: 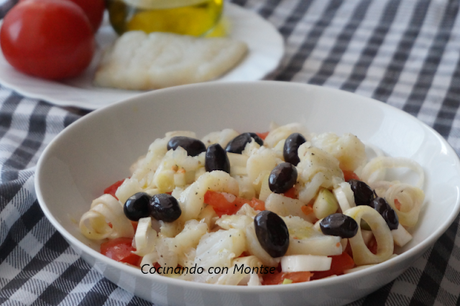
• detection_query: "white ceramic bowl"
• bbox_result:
[35,81,460,306]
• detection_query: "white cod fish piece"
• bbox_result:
[94,31,248,90]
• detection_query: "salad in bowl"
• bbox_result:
[79,122,424,286]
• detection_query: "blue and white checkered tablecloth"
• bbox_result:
[2,0,460,305]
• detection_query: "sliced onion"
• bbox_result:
[385,183,424,228]
[333,182,355,212]
[281,254,332,272]
[392,224,412,247]
[133,217,158,256]
[79,194,134,240]
[344,206,394,265]
[361,156,424,189]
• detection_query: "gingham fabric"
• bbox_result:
[1,0,460,305]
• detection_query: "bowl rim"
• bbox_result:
[35,80,460,293]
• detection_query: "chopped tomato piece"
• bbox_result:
[238,251,251,258]
[368,236,378,254]
[204,190,265,217]
[263,271,313,285]
[342,170,360,182]
[247,198,265,211]
[310,252,355,280]
[256,131,269,140]
[103,179,125,200]
[301,204,314,216]
[394,199,401,210]
[345,241,353,257]
[131,221,138,232]
[204,190,242,216]
[100,237,141,266]
[283,187,297,199]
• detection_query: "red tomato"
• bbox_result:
[310,252,355,280]
[1,0,95,80]
[204,191,242,216]
[100,237,141,266]
[368,236,378,254]
[263,271,313,285]
[342,170,360,182]
[394,198,402,210]
[301,204,314,216]
[103,179,126,200]
[256,131,269,140]
[19,0,105,30]
[248,197,265,211]
[283,187,297,199]
[66,0,105,31]
[204,190,265,217]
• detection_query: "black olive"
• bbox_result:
[167,136,206,157]
[205,143,230,173]
[283,133,306,166]
[383,209,399,230]
[254,211,289,258]
[371,197,399,230]
[123,192,151,221]
[149,194,181,222]
[268,163,297,194]
[349,180,375,206]
[320,213,358,238]
[225,133,263,154]
[371,197,391,214]
[248,133,264,146]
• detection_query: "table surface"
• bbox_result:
[1,0,460,305]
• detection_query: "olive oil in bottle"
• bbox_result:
[106,0,224,37]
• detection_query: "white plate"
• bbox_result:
[0,3,284,110]
[35,82,460,306]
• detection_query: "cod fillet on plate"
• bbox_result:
[93,31,248,90]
